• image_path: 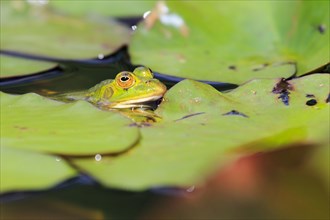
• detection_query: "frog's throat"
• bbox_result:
[110,95,163,109]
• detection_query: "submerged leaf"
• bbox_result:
[130,1,329,84]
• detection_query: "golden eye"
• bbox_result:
[116,72,135,89]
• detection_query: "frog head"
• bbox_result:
[87,67,167,109]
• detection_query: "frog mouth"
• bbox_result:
[110,95,164,109]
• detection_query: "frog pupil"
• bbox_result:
[121,76,129,82]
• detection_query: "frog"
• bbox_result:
[53,66,167,122]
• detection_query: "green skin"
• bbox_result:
[55,67,167,121]
[88,67,166,109]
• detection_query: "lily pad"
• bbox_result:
[0,55,56,78]
[72,74,329,190]
[50,1,156,17]
[0,92,139,155]
[0,146,77,193]
[130,1,330,84]
[0,1,131,59]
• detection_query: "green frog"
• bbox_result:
[53,66,167,122]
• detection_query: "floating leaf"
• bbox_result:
[0,92,139,155]
[0,1,131,59]
[0,55,55,78]
[130,1,329,84]
[0,146,76,193]
[72,74,329,190]
[50,0,156,17]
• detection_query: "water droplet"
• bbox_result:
[143,10,151,19]
[186,185,195,192]
[98,54,104,59]
[55,157,61,162]
[131,25,137,31]
[95,154,102,161]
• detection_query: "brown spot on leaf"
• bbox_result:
[318,24,326,34]
[272,78,294,106]
[228,65,237,71]
[272,78,294,94]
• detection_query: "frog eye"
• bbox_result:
[133,66,154,78]
[116,72,135,89]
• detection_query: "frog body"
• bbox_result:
[53,67,167,122]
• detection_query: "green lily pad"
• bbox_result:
[72,74,329,190]
[0,55,56,78]
[130,1,329,84]
[0,1,131,59]
[0,92,139,155]
[50,1,156,17]
[0,146,76,193]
